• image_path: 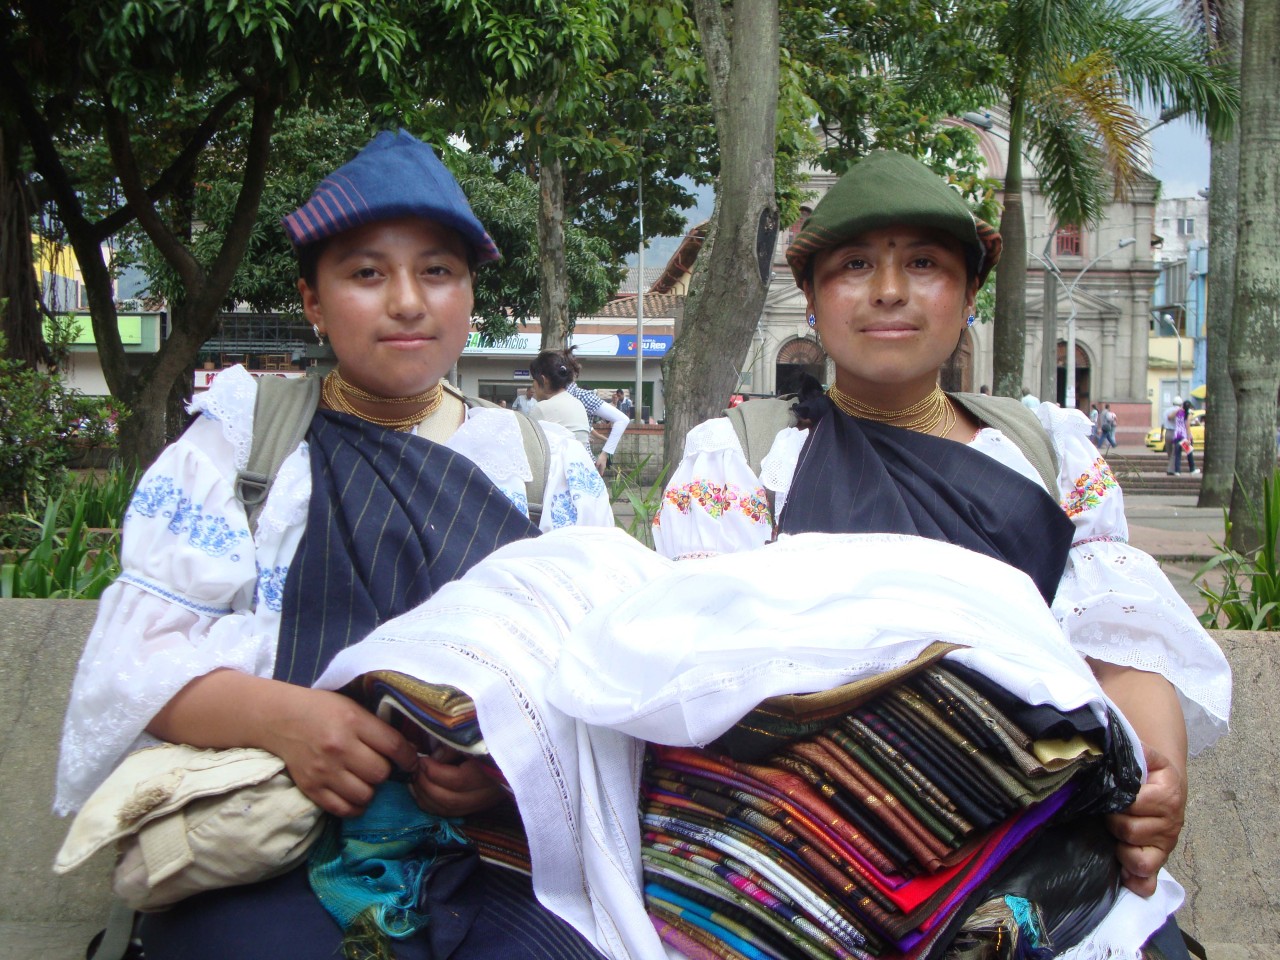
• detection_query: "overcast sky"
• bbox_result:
[1147,112,1213,200]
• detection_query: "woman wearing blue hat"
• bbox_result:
[653,151,1229,958]
[57,131,612,959]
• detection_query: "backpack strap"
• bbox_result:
[466,394,550,524]
[723,398,797,476]
[234,374,322,535]
[950,392,1060,493]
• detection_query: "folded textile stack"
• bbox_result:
[359,670,486,756]
[641,661,1111,960]
[353,671,533,872]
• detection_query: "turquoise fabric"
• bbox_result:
[307,780,469,939]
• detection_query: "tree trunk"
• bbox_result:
[1040,267,1058,403]
[1200,0,1243,509]
[663,0,779,469]
[537,150,571,350]
[992,94,1028,399]
[1227,0,1280,551]
[0,123,49,368]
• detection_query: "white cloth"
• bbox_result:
[654,401,1231,757]
[534,390,591,451]
[590,400,630,456]
[314,527,1183,960]
[55,366,613,815]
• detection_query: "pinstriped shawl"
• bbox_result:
[275,410,539,686]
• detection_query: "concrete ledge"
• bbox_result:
[0,922,102,960]
[0,600,114,960]
[1168,630,1280,945]
[1,599,1275,955]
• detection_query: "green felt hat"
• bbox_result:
[785,150,1001,289]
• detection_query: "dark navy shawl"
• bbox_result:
[778,403,1074,605]
[275,410,539,686]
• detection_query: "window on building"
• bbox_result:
[1176,218,1195,237]
[1054,225,1082,257]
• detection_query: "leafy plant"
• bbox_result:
[0,490,121,600]
[609,456,670,550]
[1195,468,1280,630]
[66,461,141,531]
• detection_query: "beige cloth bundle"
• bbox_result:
[55,743,323,910]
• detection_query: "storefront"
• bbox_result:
[456,319,673,420]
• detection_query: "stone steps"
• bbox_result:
[1105,452,1203,495]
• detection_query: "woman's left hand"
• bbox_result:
[594,451,609,475]
[410,744,508,817]
[1105,743,1186,897]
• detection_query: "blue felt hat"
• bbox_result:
[282,129,501,264]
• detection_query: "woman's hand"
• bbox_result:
[410,744,508,817]
[1087,659,1189,896]
[259,685,419,818]
[1106,744,1186,896]
[147,669,418,818]
[594,450,609,475]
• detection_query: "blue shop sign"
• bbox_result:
[617,334,672,357]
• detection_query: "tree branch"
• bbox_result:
[692,0,732,120]
[94,85,250,240]
[0,53,129,392]
[203,87,280,300]
[103,105,204,291]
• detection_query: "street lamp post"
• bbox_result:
[1062,237,1136,410]
[1153,312,1184,401]
[634,170,645,424]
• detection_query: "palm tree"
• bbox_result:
[986,0,1238,400]
[1178,0,1242,511]
[1227,0,1280,552]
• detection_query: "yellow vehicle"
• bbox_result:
[1144,409,1205,452]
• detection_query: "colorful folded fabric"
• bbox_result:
[641,663,1108,959]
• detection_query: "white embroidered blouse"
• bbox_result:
[55,366,613,815]
[652,401,1231,759]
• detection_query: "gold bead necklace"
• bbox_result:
[321,369,444,431]
[827,383,957,438]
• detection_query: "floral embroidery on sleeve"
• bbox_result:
[128,475,249,557]
[547,460,607,528]
[654,480,771,527]
[1061,457,1119,518]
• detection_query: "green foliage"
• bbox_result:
[988,0,1238,229]
[1196,469,1280,630]
[608,456,670,550]
[0,490,121,600]
[783,0,1008,212]
[71,462,142,530]
[126,102,382,317]
[430,0,717,272]
[124,100,616,339]
[445,149,616,336]
[0,330,122,514]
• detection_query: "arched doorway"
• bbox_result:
[939,328,974,393]
[775,337,826,396]
[1055,342,1091,412]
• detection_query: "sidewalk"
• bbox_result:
[1122,493,1224,615]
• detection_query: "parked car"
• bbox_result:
[1145,409,1205,452]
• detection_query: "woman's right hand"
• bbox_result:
[147,669,419,818]
[258,684,420,817]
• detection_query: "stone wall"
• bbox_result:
[1,599,1273,957]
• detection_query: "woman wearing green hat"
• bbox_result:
[654,150,1229,957]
